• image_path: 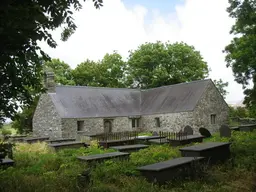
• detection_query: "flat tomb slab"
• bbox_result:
[110,144,149,152]
[136,136,166,141]
[0,158,15,167]
[179,142,231,151]
[99,139,135,148]
[24,137,50,143]
[239,124,256,132]
[77,152,130,163]
[47,138,76,143]
[49,141,87,148]
[168,135,205,146]
[137,157,205,184]
[179,142,231,164]
[148,138,169,144]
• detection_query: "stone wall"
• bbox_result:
[33,94,62,139]
[61,116,138,140]
[193,80,229,133]
[141,112,194,132]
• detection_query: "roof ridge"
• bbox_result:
[56,85,140,91]
[142,79,211,92]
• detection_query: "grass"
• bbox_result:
[0,131,256,192]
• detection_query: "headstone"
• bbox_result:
[152,131,158,136]
[184,125,193,135]
[199,127,212,138]
[219,124,231,137]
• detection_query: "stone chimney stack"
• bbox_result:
[44,71,55,93]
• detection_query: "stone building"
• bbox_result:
[33,73,229,139]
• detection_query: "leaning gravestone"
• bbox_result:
[219,124,231,138]
[184,125,193,135]
[199,127,212,138]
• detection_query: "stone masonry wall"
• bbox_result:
[192,81,229,133]
[61,116,137,140]
[141,112,194,133]
[33,94,62,139]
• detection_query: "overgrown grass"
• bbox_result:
[0,131,256,192]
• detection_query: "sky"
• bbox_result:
[39,0,249,105]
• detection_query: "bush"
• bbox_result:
[1,129,12,136]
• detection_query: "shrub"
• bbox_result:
[1,129,12,136]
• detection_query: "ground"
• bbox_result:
[0,131,255,192]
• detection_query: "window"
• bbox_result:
[155,117,161,127]
[77,121,84,131]
[132,118,140,128]
[210,114,216,124]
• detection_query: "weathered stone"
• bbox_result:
[184,125,193,135]
[33,94,62,139]
[219,124,231,137]
[33,80,229,139]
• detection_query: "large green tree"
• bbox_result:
[213,79,229,99]
[224,0,256,114]
[126,41,209,89]
[72,52,126,87]
[0,0,103,120]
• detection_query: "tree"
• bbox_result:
[44,59,75,85]
[126,41,209,89]
[72,52,126,88]
[72,59,101,86]
[224,0,256,111]
[213,79,229,99]
[0,0,103,120]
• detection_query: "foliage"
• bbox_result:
[72,52,127,88]
[0,141,14,159]
[1,129,12,136]
[12,96,39,134]
[224,0,256,111]
[0,131,256,191]
[126,41,209,89]
[0,0,103,121]
[229,106,249,118]
[213,79,229,99]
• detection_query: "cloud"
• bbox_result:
[39,0,245,104]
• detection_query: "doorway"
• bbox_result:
[104,120,112,133]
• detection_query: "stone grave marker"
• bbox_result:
[152,131,158,136]
[184,125,193,135]
[219,124,231,137]
[199,127,212,138]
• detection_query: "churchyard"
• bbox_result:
[0,126,256,192]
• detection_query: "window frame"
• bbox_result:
[155,117,161,127]
[77,121,84,131]
[210,114,216,124]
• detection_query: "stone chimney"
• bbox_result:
[44,71,55,93]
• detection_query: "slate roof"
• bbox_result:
[49,79,212,118]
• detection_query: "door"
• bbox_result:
[104,120,112,133]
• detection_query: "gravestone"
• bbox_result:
[152,131,158,136]
[219,125,231,137]
[199,127,212,138]
[184,125,193,135]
